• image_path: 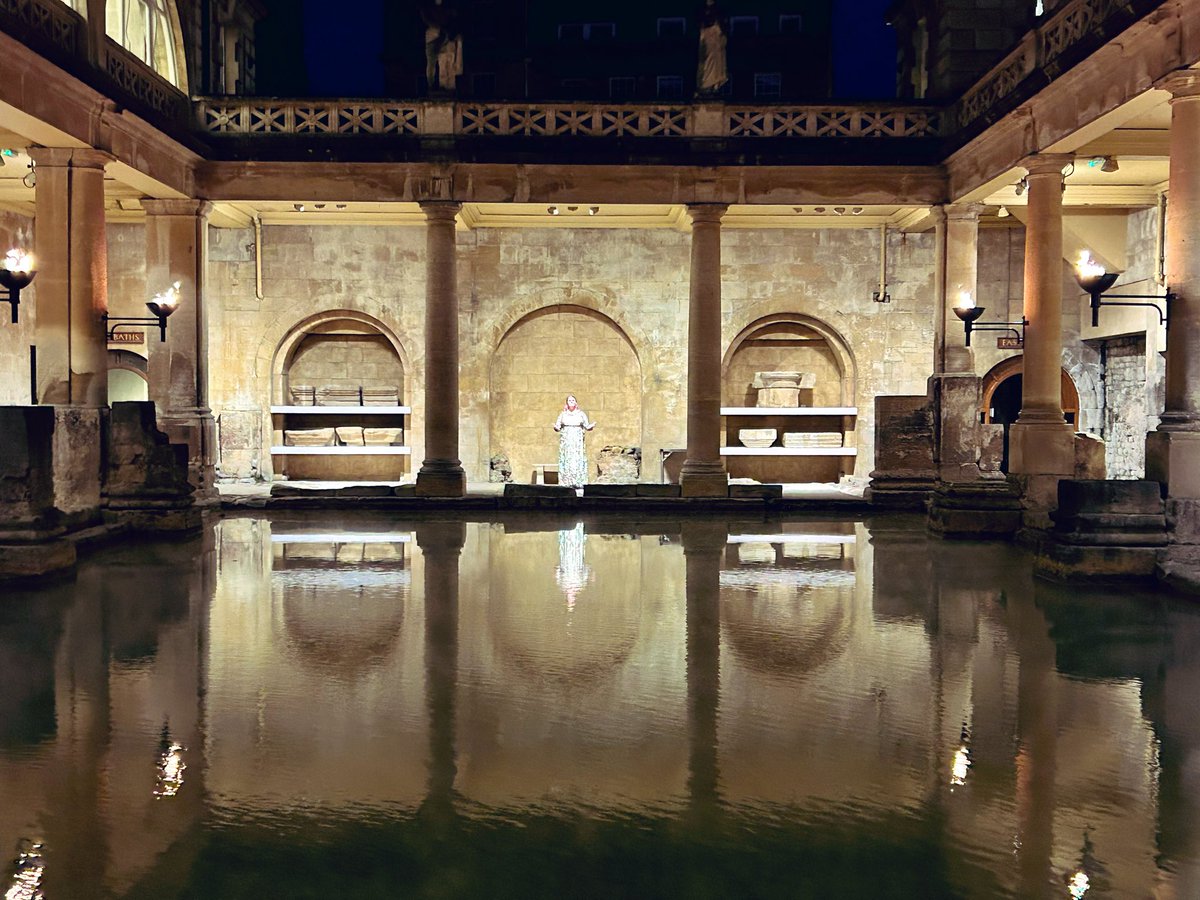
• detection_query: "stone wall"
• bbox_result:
[203,223,937,482]
[0,211,35,406]
[1101,335,1148,479]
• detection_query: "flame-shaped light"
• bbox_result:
[956,290,976,311]
[3,248,33,274]
[1076,251,1105,281]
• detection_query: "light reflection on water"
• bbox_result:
[0,514,1198,899]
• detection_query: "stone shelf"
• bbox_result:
[270,446,411,455]
[720,407,857,416]
[720,447,857,456]
[270,405,411,415]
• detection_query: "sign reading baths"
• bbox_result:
[108,330,145,346]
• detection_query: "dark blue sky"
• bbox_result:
[292,0,896,98]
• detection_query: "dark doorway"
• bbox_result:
[989,374,1022,474]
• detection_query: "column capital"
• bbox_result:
[946,202,985,221]
[27,146,113,170]
[686,203,728,225]
[1019,154,1073,178]
[141,198,213,219]
[1158,69,1200,100]
[419,200,462,222]
[928,205,948,225]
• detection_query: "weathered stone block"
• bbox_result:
[503,484,577,499]
[868,394,936,509]
[0,406,58,536]
[636,484,682,497]
[52,407,102,529]
[728,484,783,500]
[106,402,198,533]
[596,445,641,483]
[489,453,513,483]
[927,480,1022,538]
[0,539,76,583]
[583,484,638,498]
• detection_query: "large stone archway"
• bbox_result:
[489,304,642,484]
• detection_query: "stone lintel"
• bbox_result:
[27,146,113,170]
[141,198,213,218]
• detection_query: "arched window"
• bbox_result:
[106,0,183,88]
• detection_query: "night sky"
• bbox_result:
[258,0,897,99]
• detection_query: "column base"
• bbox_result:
[1009,424,1105,532]
[159,408,218,500]
[1146,429,1200,499]
[865,471,936,510]
[1033,479,1166,583]
[416,460,466,497]
[927,479,1022,538]
[679,460,727,498]
[1158,498,1200,593]
[0,539,76,584]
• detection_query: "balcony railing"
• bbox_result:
[195,99,943,140]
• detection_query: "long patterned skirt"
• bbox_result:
[558,426,588,487]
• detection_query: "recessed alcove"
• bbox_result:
[721,315,857,484]
[271,315,410,482]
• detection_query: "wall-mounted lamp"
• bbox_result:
[104,282,181,343]
[952,291,1026,347]
[547,205,560,215]
[0,248,36,324]
[1074,251,1172,329]
[996,205,1010,218]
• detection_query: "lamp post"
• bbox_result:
[103,281,181,343]
[951,291,1027,347]
[1074,251,1172,329]
[0,248,36,324]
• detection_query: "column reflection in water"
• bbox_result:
[682,521,726,821]
[416,522,465,826]
[0,530,212,900]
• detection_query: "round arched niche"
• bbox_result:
[489,304,642,485]
[722,314,857,483]
[979,356,1080,424]
[270,311,412,482]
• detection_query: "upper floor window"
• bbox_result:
[657,17,686,38]
[106,0,183,88]
[609,76,637,99]
[754,72,782,97]
[779,14,802,34]
[657,75,684,99]
[558,22,617,41]
[729,15,759,37]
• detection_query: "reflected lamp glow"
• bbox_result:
[154,724,187,799]
[1074,250,1172,329]
[1067,871,1090,899]
[950,722,972,788]
[4,840,45,900]
[0,247,36,324]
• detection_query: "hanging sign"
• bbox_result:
[108,330,145,345]
[996,336,1023,350]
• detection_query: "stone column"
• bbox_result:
[941,203,982,376]
[1147,71,1200,591]
[30,147,111,408]
[415,201,466,497]
[1148,72,1200,499]
[1008,155,1079,528]
[144,199,216,498]
[679,204,728,498]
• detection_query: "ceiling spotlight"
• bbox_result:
[997,205,1010,218]
[851,207,864,215]
[567,206,578,212]
[1013,179,1026,197]
[335,203,347,210]
[793,207,803,214]
[314,203,326,210]
[548,206,560,215]
[588,206,599,215]
[833,207,846,216]
[293,203,305,212]
[814,206,826,213]
[1101,156,1119,173]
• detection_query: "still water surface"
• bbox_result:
[1,513,1198,899]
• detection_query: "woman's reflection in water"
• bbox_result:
[555,522,591,611]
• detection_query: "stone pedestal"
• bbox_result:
[104,401,200,532]
[928,480,1023,538]
[866,394,936,509]
[1159,498,1200,592]
[0,406,76,581]
[50,406,103,531]
[1034,479,1166,582]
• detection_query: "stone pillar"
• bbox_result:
[1009,155,1079,529]
[144,199,216,499]
[927,203,1022,537]
[416,521,465,824]
[1147,71,1200,590]
[30,148,111,408]
[415,201,466,497]
[679,204,728,498]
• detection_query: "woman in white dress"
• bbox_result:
[553,395,596,488]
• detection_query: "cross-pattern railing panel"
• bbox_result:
[0,0,81,56]
[197,101,422,135]
[105,40,188,123]
[727,107,941,138]
[458,105,689,137]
